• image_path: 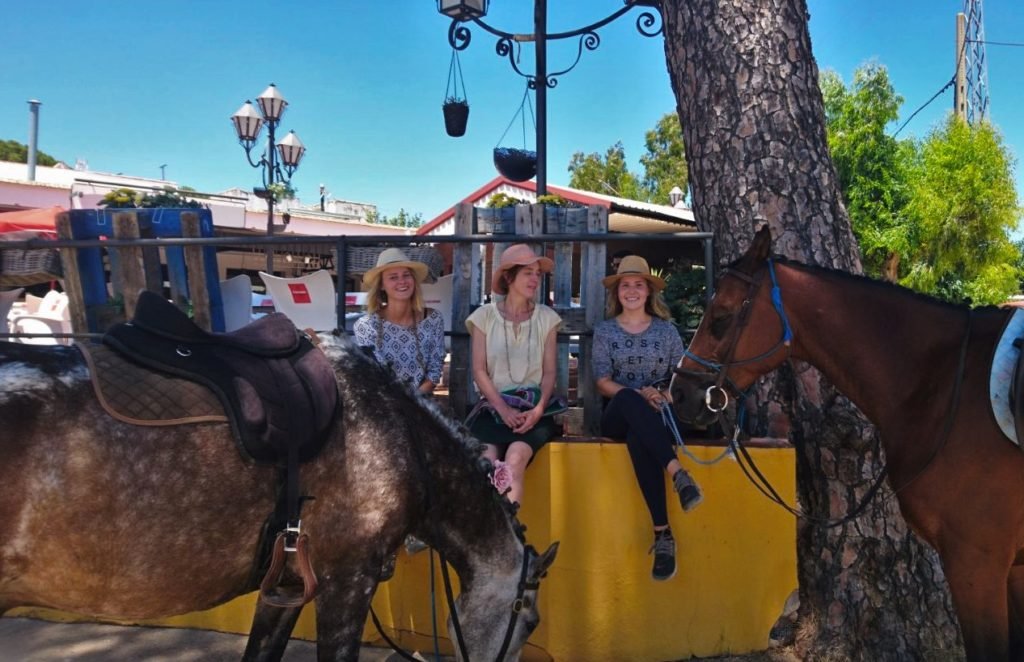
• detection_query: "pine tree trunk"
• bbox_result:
[659,0,963,658]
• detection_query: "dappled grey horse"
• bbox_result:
[0,331,557,661]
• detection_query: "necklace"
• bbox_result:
[503,305,533,386]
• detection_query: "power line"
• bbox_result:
[969,39,1024,47]
[892,78,955,138]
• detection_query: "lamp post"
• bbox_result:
[669,185,684,207]
[438,1,662,196]
[231,83,306,273]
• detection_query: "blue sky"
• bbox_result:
[1,1,1020,224]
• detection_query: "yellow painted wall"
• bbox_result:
[12,441,796,661]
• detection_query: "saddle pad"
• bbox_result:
[78,343,227,426]
[990,308,1024,445]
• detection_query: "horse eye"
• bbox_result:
[710,314,733,338]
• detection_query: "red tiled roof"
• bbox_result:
[416,177,613,236]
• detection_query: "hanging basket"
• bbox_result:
[493,147,537,182]
[442,49,470,138]
[443,100,469,138]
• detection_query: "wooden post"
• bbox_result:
[55,212,89,336]
[548,204,575,410]
[449,202,477,418]
[580,205,608,435]
[112,211,146,320]
[181,212,212,332]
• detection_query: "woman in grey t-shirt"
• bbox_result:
[592,255,703,582]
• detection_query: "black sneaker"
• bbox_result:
[673,469,703,513]
[649,530,676,581]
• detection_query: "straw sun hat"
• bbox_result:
[491,244,554,295]
[363,248,430,288]
[601,255,666,292]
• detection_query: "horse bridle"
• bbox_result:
[372,541,534,662]
[371,435,539,662]
[677,257,973,529]
[675,258,793,411]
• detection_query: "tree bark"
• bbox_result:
[659,1,962,658]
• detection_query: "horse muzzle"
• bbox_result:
[670,374,724,427]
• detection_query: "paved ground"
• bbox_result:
[0,617,444,661]
[0,617,797,661]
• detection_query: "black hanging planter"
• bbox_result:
[442,49,470,138]
[443,100,470,138]
[493,147,537,182]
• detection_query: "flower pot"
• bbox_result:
[475,207,517,234]
[493,147,537,182]
[544,206,588,234]
[443,101,469,137]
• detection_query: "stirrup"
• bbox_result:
[259,532,319,608]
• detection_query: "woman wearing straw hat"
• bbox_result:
[465,244,563,506]
[354,248,445,395]
[593,254,703,582]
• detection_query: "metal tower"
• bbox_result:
[963,0,990,124]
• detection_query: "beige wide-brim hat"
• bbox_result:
[601,255,666,292]
[491,243,554,295]
[363,248,430,288]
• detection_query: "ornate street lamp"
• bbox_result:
[438,1,662,196]
[437,0,488,20]
[231,83,305,273]
[669,185,684,207]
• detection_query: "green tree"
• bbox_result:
[820,65,911,280]
[901,116,1021,305]
[0,139,58,166]
[639,113,688,204]
[567,142,642,200]
[366,208,423,228]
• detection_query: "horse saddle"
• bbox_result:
[989,308,1024,447]
[102,290,338,464]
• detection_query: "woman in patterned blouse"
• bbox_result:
[354,248,445,394]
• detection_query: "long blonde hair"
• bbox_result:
[366,271,425,316]
[605,283,672,320]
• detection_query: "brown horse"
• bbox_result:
[670,226,1024,661]
[0,333,557,661]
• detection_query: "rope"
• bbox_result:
[659,401,735,466]
[496,85,535,149]
[429,548,442,662]
[445,49,467,102]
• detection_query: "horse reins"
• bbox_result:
[677,259,973,528]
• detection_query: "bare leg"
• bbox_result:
[504,441,534,505]
[242,601,303,662]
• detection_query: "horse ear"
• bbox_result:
[750,224,772,261]
[530,541,559,581]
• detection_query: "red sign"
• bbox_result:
[288,283,311,304]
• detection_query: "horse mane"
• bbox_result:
[755,254,1003,314]
[320,331,528,541]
